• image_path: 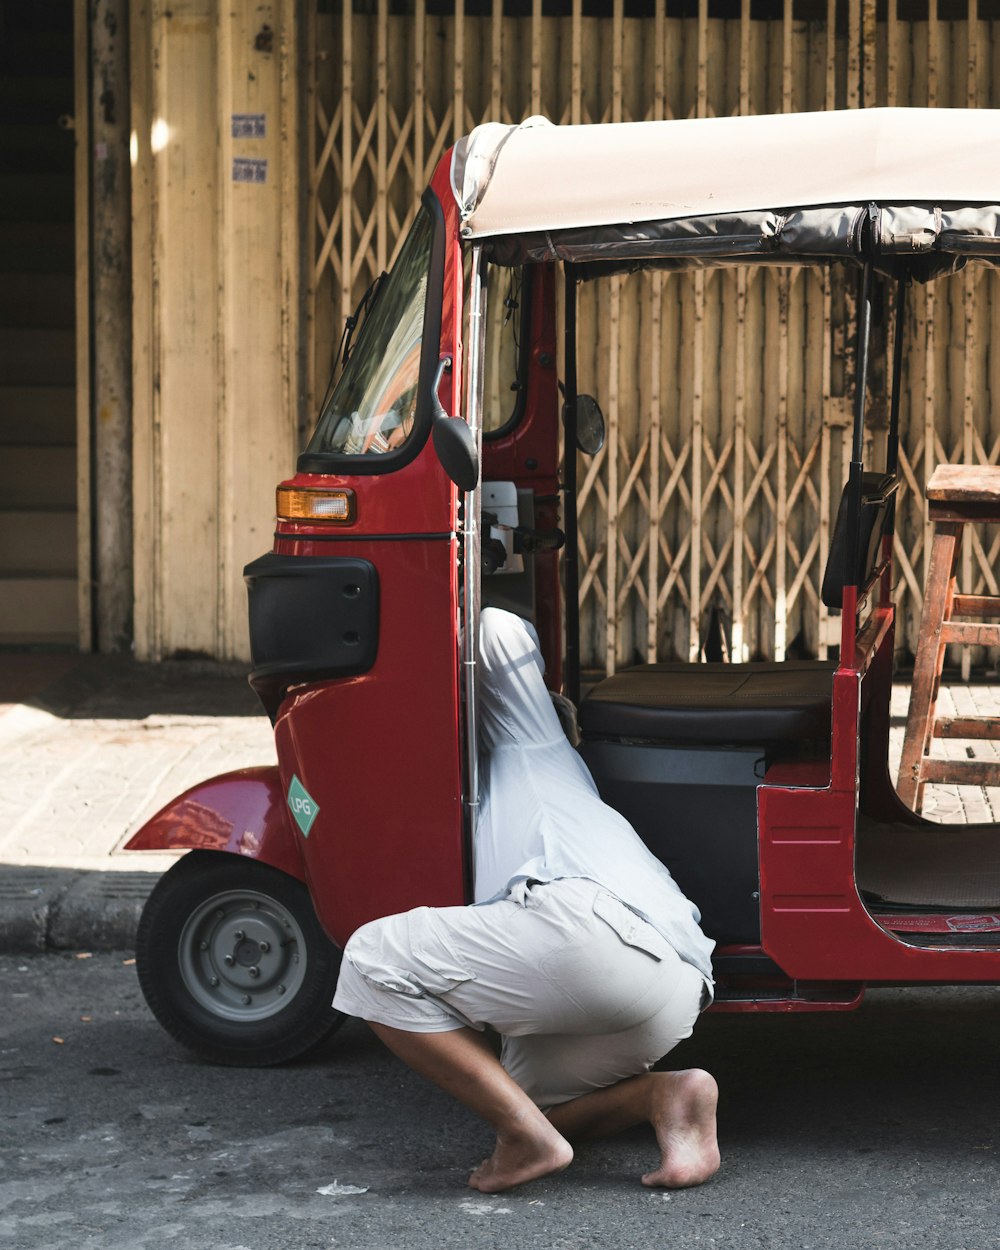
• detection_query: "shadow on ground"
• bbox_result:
[0,652,261,720]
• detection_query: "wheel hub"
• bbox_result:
[178,888,308,1022]
[234,935,263,967]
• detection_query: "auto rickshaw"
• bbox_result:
[128,106,1000,1066]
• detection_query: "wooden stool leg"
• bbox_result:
[898,520,961,811]
[916,561,957,812]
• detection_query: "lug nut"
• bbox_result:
[241,994,251,1005]
[248,966,260,979]
[224,954,235,967]
[199,940,209,951]
[276,984,286,995]
[234,930,245,942]
[259,941,270,953]
[209,976,219,987]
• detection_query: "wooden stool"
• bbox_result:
[898,465,1000,811]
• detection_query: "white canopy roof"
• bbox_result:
[452,108,1000,241]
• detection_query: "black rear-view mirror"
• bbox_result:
[430,357,479,492]
[575,394,606,455]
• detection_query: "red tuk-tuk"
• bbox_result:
[128,106,1000,1066]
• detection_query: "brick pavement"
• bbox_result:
[0,663,275,872]
[887,680,1000,823]
[0,656,275,950]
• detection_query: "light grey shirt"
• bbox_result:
[473,607,716,984]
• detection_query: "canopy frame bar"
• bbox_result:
[562,265,581,707]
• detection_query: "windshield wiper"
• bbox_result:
[339,271,386,367]
[316,272,388,419]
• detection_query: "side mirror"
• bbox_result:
[575,394,606,456]
[431,357,480,493]
[433,417,479,493]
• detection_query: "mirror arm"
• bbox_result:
[431,355,453,421]
[430,354,480,493]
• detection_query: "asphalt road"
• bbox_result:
[3,953,1000,1250]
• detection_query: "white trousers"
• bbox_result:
[332,877,708,1108]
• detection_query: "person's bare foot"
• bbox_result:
[468,1121,574,1193]
[641,1068,720,1188]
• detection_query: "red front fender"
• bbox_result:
[125,766,306,882]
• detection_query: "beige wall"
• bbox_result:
[130,0,300,661]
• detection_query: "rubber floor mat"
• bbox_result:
[857,817,1000,909]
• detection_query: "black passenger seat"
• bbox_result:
[578,660,836,746]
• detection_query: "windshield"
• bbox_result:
[306,206,434,459]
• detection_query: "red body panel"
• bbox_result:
[129,174,467,949]
[264,172,468,948]
[124,767,305,881]
[273,535,465,947]
[759,611,1000,983]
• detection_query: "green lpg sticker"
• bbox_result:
[287,775,320,837]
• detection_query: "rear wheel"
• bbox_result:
[136,851,344,1066]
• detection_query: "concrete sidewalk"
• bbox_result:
[0,652,275,952]
[0,651,997,954]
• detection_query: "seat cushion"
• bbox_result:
[578,661,836,745]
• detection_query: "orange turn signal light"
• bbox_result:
[276,486,356,524]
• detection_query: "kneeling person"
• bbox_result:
[333,607,720,1192]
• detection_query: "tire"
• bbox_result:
[136,851,345,1067]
